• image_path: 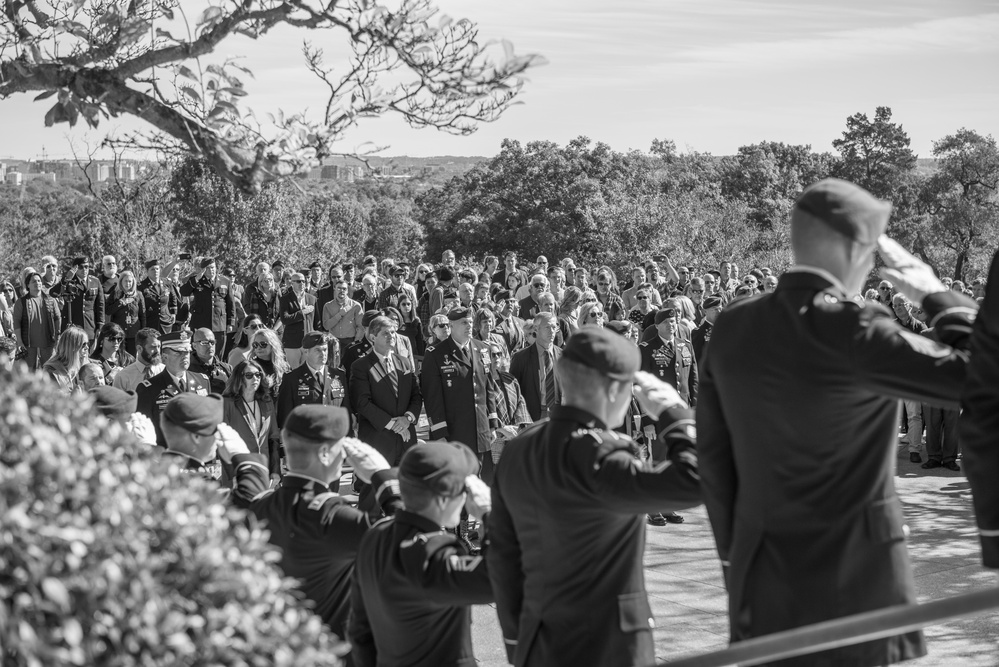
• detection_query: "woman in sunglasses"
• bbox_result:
[42,325,89,394]
[227,315,265,367]
[221,359,281,486]
[91,322,135,385]
[395,295,425,360]
[578,301,606,329]
[249,327,290,401]
[428,314,451,343]
[414,263,433,301]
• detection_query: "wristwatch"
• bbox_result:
[404,412,416,424]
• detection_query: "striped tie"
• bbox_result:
[385,356,399,396]
[543,348,556,413]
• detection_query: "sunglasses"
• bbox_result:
[252,342,269,349]
[247,323,263,330]
[434,323,450,329]
[587,312,602,318]
[195,340,216,347]
[243,371,262,380]
[45,263,58,269]
[418,271,428,276]
[79,343,90,351]
[292,279,304,283]
[637,296,649,300]
[108,336,124,342]
[584,298,597,303]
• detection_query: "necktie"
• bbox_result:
[542,348,556,413]
[178,375,186,392]
[385,356,399,396]
[317,370,329,405]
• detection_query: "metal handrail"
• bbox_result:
[663,586,999,667]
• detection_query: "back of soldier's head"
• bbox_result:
[282,405,350,466]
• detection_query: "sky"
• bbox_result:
[1,0,997,161]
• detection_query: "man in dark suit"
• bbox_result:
[509,312,562,421]
[489,328,701,667]
[349,315,423,466]
[421,307,502,482]
[697,178,978,667]
[279,272,317,369]
[277,332,341,428]
[188,328,232,394]
[517,275,548,321]
[136,331,211,449]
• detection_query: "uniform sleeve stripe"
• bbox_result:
[504,639,518,645]
[375,479,400,502]
[236,460,269,475]
[929,306,977,328]
[657,417,695,434]
[430,421,447,431]
[980,528,999,537]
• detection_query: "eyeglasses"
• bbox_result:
[584,297,597,303]
[597,282,610,287]
[291,279,304,283]
[691,289,704,294]
[637,296,649,300]
[243,371,263,379]
[434,323,450,329]
[108,336,124,342]
[195,340,216,347]
[45,263,57,269]
[247,323,263,330]
[587,312,602,318]
[79,343,89,351]
[252,342,270,350]
[418,271,428,276]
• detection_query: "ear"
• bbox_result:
[318,444,334,467]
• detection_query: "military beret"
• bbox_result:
[447,306,472,321]
[794,178,891,245]
[400,441,479,497]
[73,257,91,267]
[438,267,455,282]
[391,265,407,276]
[284,405,350,442]
[702,295,723,309]
[309,261,322,269]
[654,308,678,325]
[144,258,160,269]
[160,330,192,352]
[89,386,137,420]
[442,289,458,300]
[272,259,285,270]
[163,393,223,435]
[361,310,382,328]
[495,290,512,301]
[397,261,410,269]
[302,331,329,349]
[604,320,632,337]
[562,327,640,382]
[200,257,216,268]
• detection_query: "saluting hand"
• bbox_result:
[215,422,251,463]
[342,437,390,483]
[633,370,687,418]
[878,235,946,307]
[463,475,492,518]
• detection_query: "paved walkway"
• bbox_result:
[471,450,999,665]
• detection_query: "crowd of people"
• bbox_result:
[0,177,996,667]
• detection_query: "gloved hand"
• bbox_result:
[633,370,687,418]
[878,235,946,307]
[125,412,157,446]
[215,422,250,463]
[463,475,492,518]
[342,437,390,484]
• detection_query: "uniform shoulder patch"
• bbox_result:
[139,379,152,388]
[425,344,435,353]
[306,491,339,511]
[639,341,649,347]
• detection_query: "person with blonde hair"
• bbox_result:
[578,301,605,328]
[107,270,146,355]
[250,327,290,401]
[43,325,90,393]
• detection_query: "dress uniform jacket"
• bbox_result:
[421,337,501,453]
[138,278,178,334]
[348,509,494,667]
[56,274,105,339]
[488,404,701,667]
[279,290,316,349]
[696,269,977,666]
[509,343,563,421]
[182,275,235,333]
[690,320,712,366]
[276,362,347,428]
[228,455,402,638]
[961,246,999,568]
[135,369,211,447]
[638,335,697,407]
[349,350,423,465]
[341,338,372,376]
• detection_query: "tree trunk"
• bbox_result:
[953,250,968,282]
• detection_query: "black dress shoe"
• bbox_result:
[664,512,685,524]
[647,513,667,526]
[943,461,961,471]
[921,459,942,469]
[909,452,922,463]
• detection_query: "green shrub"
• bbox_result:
[0,370,346,666]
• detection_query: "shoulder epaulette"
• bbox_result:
[139,379,152,388]
[639,341,649,347]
